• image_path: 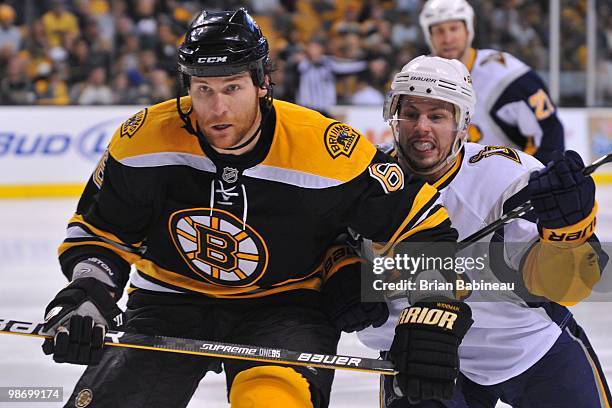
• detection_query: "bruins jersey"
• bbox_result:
[59,98,455,300]
[465,48,564,164]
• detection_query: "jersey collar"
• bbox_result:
[466,48,477,72]
[432,147,464,190]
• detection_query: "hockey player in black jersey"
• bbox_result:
[40,8,471,408]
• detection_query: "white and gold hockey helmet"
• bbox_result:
[383,55,476,174]
[419,0,475,53]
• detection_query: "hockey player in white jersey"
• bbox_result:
[418,0,564,165]
[358,56,611,407]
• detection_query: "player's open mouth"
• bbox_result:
[212,124,231,130]
[413,141,435,152]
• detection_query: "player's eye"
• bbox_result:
[226,84,241,93]
[400,111,419,120]
[197,85,211,93]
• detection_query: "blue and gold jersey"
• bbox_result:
[466,48,564,164]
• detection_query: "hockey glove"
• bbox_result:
[323,261,389,333]
[389,297,473,403]
[42,277,122,365]
[528,150,596,236]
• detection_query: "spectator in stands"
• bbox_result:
[0,56,35,104]
[0,0,609,106]
[41,0,80,48]
[155,21,178,76]
[111,71,137,104]
[34,69,70,105]
[0,4,21,58]
[294,36,366,116]
[149,68,172,104]
[350,71,384,105]
[66,38,93,86]
[74,66,113,105]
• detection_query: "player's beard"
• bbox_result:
[198,93,262,150]
[436,43,469,62]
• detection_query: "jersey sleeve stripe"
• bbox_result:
[67,214,144,249]
[392,206,451,244]
[59,240,142,265]
[377,183,440,254]
[133,259,324,298]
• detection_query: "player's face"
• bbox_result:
[429,20,469,60]
[396,96,457,175]
[190,72,267,149]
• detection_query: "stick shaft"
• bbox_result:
[0,318,397,375]
[458,153,612,247]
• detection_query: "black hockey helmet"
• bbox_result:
[178,8,269,87]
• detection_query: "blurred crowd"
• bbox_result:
[0,0,611,107]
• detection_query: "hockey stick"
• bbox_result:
[0,318,397,376]
[458,152,612,248]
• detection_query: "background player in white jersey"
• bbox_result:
[358,56,611,407]
[419,0,564,165]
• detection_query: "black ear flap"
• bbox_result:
[263,82,274,106]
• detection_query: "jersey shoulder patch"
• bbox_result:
[263,100,376,183]
[464,143,542,175]
[108,97,203,162]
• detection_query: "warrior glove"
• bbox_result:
[389,297,473,403]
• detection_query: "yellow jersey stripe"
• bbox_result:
[466,48,477,72]
[135,259,323,298]
[391,207,451,243]
[378,183,439,254]
[432,149,464,190]
[59,240,141,265]
[67,214,144,249]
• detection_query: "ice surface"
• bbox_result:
[1,185,611,407]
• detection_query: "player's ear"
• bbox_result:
[257,75,270,98]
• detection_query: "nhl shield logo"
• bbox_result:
[222,167,239,183]
[120,108,147,138]
[324,122,360,159]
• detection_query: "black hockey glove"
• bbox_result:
[323,263,389,333]
[42,277,122,365]
[389,297,473,403]
[528,150,596,230]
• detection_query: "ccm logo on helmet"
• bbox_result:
[198,56,228,63]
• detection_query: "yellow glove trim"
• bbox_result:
[541,201,597,246]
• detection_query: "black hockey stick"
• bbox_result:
[458,152,612,248]
[0,318,397,376]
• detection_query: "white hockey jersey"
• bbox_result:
[466,49,564,165]
[358,142,564,385]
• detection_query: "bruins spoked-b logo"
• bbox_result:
[169,208,268,287]
[120,108,147,138]
[324,122,360,158]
